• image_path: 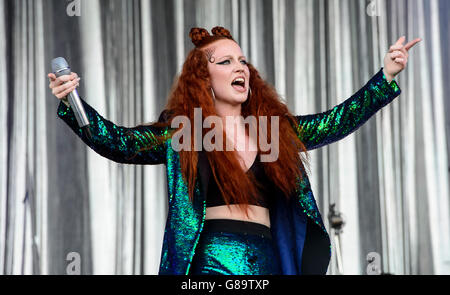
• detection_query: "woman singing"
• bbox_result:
[48,27,420,275]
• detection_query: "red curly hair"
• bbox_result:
[140,27,308,217]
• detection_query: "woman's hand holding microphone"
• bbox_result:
[48,72,80,106]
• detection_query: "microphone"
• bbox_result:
[51,57,92,140]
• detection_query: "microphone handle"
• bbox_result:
[67,89,89,127]
[66,89,92,140]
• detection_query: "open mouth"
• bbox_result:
[231,77,246,92]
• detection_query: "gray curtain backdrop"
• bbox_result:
[0,0,449,275]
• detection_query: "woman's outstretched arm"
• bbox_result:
[50,72,170,165]
[294,68,400,150]
[294,37,421,151]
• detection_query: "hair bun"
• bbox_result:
[189,27,234,47]
[211,26,233,39]
[189,28,211,47]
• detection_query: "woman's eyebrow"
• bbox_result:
[218,55,246,60]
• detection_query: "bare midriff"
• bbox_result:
[205,205,271,228]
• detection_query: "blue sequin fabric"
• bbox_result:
[294,70,401,151]
[291,68,401,234]
[190,230,281,275]
[57,67,401,275]
[56,99,171,165]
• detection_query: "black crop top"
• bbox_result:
[206,154,275,208]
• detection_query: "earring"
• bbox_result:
[248,88,252,100]
[210,88,216,100]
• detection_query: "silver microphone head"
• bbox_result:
[51,57,71,77]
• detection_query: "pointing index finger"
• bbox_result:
[405,38,422,51]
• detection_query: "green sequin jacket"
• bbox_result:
[57,68,401,274]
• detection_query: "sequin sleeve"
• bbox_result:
[57,97,170,165]
[294,68,401,151]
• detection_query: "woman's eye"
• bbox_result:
[218,59,247,65]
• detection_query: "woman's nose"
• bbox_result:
[234,64,245,73]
